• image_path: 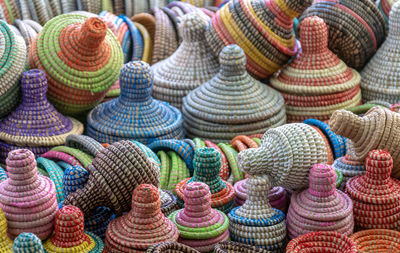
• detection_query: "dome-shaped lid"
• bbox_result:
[104,184,179,251]
[270,16,361,122]
[0,69,84,148]
[0,149,57,240]
[152,12,220,109]
[237,123,328,189]
[13,233,45,253]
[287,164,354,239]
[87,61,184,145]
[361,2,400,104]
[43,205,104,252]
[0,20,26,118]
[182,44,286,142]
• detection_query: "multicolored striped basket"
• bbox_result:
[237,123,328,190]
[332,154,365,191]
[205,0,312,79]
[0,69,84,164]
[28,14,124,115]
[361,2,400,104]
[287,163,354,239]
[104,184,179,252]
[65,134,104,157]
[350,229,400,252]
[43,205,104,253]
[147,241,200,253]
[13,233,45,253]
[86,61,184,145]
[0,19,26,119]
[215,241,271,253]
[84,206,115,240]
[286,231,358,253]
[0,166,7,183]
[152,12,219,109]
[228,174,286,252]
[170,182,229,252]
[0,149,57,240]
[330,107,400,178]
[182,44,286,142]
[300,0,386,70]
[63,140,160,216]
[270,16,362,123]
[175,148,235,213]
[345,150,400,230]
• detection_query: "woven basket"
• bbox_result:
[0,208,12,252]
[0,69,84,164]
[286,231,358,253]
[300,0,386,70]
[175,148,235,213]
[270,16,362,122]
[87,61,184,145]
[329,106,400,178]
[345,150,400,230]
[28,14,124,115]
[287,163,354,239]
[65,134,104,157]
[237,123,328,189]
[205,0,312,79]
[13,233,45,253]
[105,184,179,252]
[152,12,219,109]
[0,149,57,240]
[228,174,286,252]
[147,242,200,253]
[182,44,286,142]
[43,205,104,252]
[63,140,160,216]
[215,241,271,253]
[234,179,288,213]
[332,154,365,191]
[350,229,400,252]
[0,166,7,183]
[0,20,26,119]
[36,157,65,203]
[361,2,400,104]
[170,182,229,252]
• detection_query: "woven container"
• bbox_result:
[270,16,362,122]
[287,164,354,239]
[182,44,286,142]
[345,150,400,230]
[215,241,271,253]
[228,174,286,252]
[65,134,104,157]
[62,165,89,198]
[152,12,219,109]
[350,229,400,252]
[87,61,184,145]
[300,0,386,70]
[234,179,288,213]
[63,140,160,216]
[147,241,200,253]
[0,149,57,240]
[0,20,26,119]
[237,123,328,190]
[175,148,235,213]
[0,208,12,252]
[0,69,84,164]
[379,0,399,22]
[84,206,115,240]
[28,14,124,116]
[0,166,7,183]
[332,154,365,191]
[160,188,179,217]
[105,184,179,252]
[14,19,42,49]
[329,107,400,178]
[205,0,312,79]
[36,157,65,203]
[286,231,358,253]
[13,233,45,253]
[204,139,230,181]
[169,182,229,252]
[43,205,104,252]
[361,2,400,104]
